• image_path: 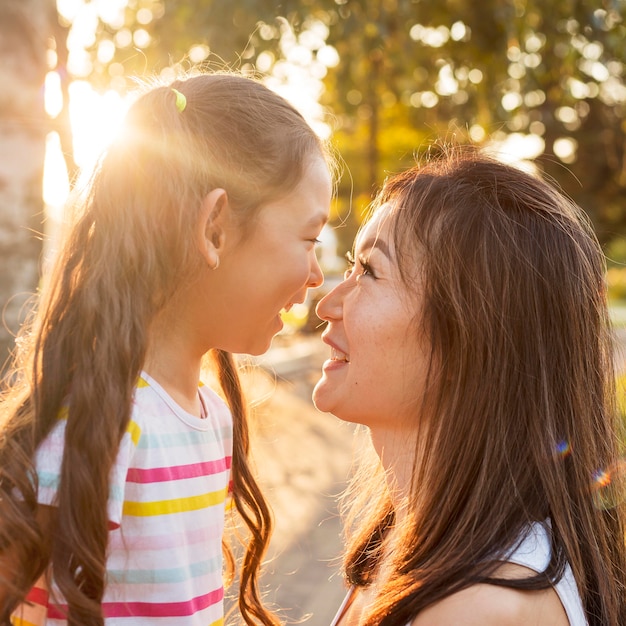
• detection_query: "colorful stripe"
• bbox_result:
[126,419,142,446]
[126,457,231,483]
[47,587,224,619]
[108,556,222,585]
[107,524,214,550]
[23,586,48,606]
[123,486,228,517]
[38,471,124,503]
[136,427,231,449]
[11,617,39,626]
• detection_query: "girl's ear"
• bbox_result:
[199,188,229,268]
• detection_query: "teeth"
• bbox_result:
[331,347,349,362]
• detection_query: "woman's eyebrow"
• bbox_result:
[357,237,391,259]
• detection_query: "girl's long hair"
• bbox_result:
[0,72,330,625]
[342,149,626,625]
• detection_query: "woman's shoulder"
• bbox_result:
[410,564,570,626]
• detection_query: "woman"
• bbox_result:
[314,149,626,625]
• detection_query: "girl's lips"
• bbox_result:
[281,297,305,315]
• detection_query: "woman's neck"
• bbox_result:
[370,427,419,526]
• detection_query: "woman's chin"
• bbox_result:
[312,376,333,413]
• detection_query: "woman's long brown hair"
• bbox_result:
[342,149,626,625]
[0,72,330,625]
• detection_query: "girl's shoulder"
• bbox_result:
[410,563,570,626]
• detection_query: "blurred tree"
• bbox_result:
[521,0,626,244]
[2,2,622,368]
[310,0,626,244]
[0,0,57,373]
[56,0,626,245]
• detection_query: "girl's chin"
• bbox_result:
[247,337,276,357]
[247,317,285,355]
[230,330,278,358]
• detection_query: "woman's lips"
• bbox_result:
[321,335,350,371]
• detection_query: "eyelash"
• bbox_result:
[344,251,375,280]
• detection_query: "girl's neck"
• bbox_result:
[143,326,204,417]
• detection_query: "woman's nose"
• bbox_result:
[316,279,344,321]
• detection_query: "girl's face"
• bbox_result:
[202,155,332,355]
[313,205,432,429]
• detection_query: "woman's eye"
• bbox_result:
[342,251,376,281]
[344,250,355,279]
[356,255,376,280]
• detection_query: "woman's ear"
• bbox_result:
[199,188,228,269]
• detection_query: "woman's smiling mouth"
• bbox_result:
[330,347,350,362]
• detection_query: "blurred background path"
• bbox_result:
[240,335,355,625]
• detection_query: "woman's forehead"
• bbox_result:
[355,203,395,252]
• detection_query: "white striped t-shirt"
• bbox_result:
[13,372,233,626]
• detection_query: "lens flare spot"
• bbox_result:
[555,439,571,458]
[593,469,612,489]
[592,460,626,511]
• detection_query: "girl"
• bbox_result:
[0,72,333,625]
[313,149,626,625]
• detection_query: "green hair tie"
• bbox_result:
[171,88,187,112]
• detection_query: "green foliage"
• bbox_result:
[608,268,626,303]
[72,0,626,244]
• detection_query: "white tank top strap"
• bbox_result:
[330,522,587,626]
[504,521,587,626]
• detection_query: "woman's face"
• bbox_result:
[313,205,433,429]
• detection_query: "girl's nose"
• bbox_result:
[307,252,324,289]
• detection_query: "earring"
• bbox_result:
[210,256,220,271]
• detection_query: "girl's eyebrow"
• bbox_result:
[306,213,329,228]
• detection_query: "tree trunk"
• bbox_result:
[366,49,382,194]
[0,0,54,374]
